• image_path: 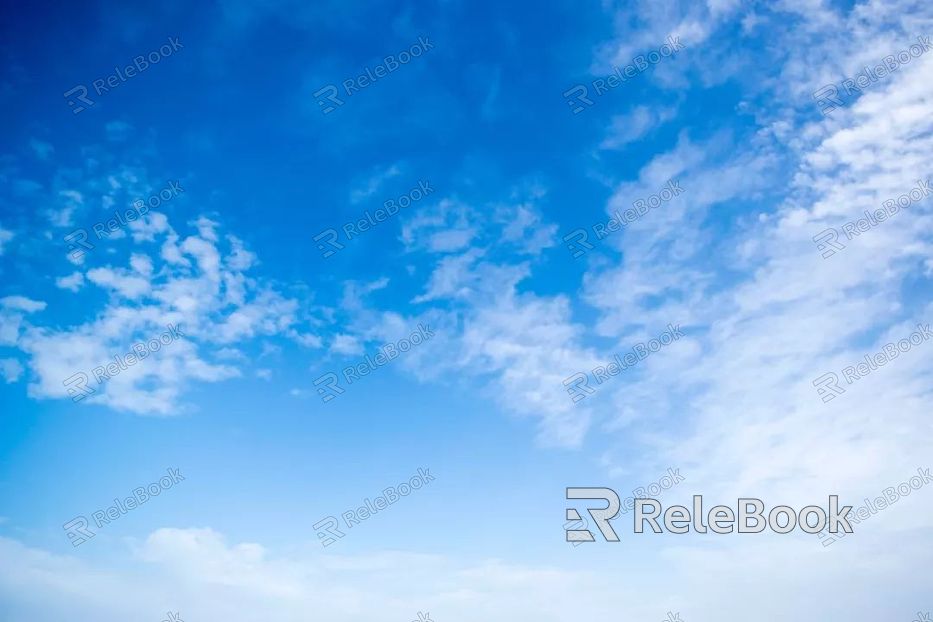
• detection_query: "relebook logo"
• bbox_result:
[565,488,854,542]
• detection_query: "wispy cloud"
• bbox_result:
[350,163,402,204]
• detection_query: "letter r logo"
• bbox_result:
[63,85,94,114]
[563,372,594,403]
[312,515,345,546]
[812,84,842,115]
[566,487,621,542]
[313,228,345,258]
[313,84,344,114]
[64,229,94,260]
[562,84,593,114]
[812,228,845,258]
[562,229,594,259]
[313,372,345,403]
[813,372,845,403]
[63,372,95,402]
[63,516,95,546]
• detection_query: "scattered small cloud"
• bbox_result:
[0,226,13,255]
[0,296,46,313]
[0,358,24,383]
[29,138,53,160]
[350,163,402,204]
[600,105,678,150]
[330,333,363,356]
[105,120,134,141]
[55,271,85,292]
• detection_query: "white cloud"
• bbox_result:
[330,333,363,356]
[402,195,557,259]
[11,205,320,415]
[400,199,479,253]
[0,358,23,383]
[320,186,599,446]
[289,331,323,348]
[594,0,741,77]
[350,163,402,204]
[29,138,54,160]
[55,272,85,292]
[0,310,26,347]
[412,248,486,303]
[215,347,246,361]
[600,105,678,150]
[0,296,46,313]
[86,267,152,299]
[0,225,12,255]
[105,120,134,141]
[50,190,84,228]
[580,0,933,522]
[0,526,929,621]
[494,202,558,255]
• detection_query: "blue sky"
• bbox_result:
[1,0,933,620]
